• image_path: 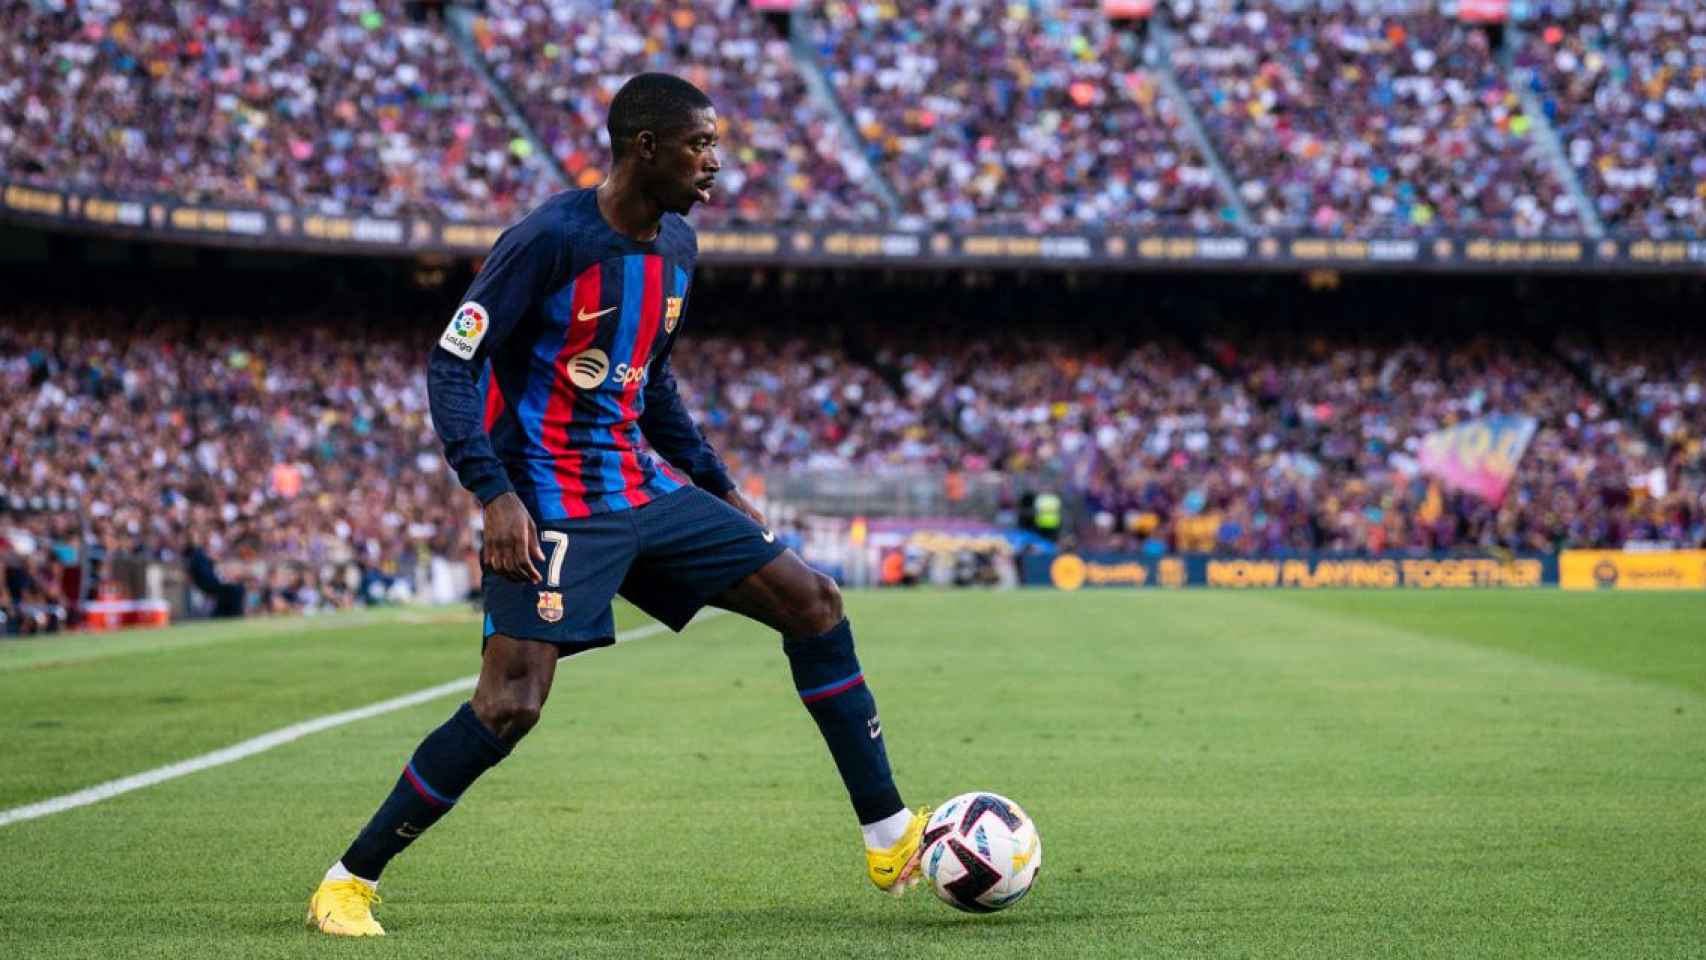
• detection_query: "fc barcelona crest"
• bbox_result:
[664,296,683,333]
[537,591,564,624]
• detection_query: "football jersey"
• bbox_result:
[427,189,732,520]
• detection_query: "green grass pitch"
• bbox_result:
[1,590,1703,959]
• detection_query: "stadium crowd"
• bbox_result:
[0,308,474,625]
[4,0,1703,238]
[1518,0,1706,238]
[3,292,1703,626]
[0,501,73,635]
[1562,322,1706,519]
[810,0,1225,230]
[469,0,881,225]
[1,0,553,221]
[1172,1,1573,237]
[581,295,1706,557]
[800,330,1700,555]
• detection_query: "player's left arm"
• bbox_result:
[639,341,766,527]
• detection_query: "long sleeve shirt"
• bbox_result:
[427,189,734,520]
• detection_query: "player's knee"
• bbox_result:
[471,691,543,744]
[797,571,843,636]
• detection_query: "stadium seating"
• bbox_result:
[0,0,554,221]
[864,328,1703,555]
[809,0,1226,230]
[0,307,474,618]
[470,0,882,224]
[0,502,72,635]
[688,288,1701,554]
[1517,0,1706,238]
[1171,1,1574,237]
[1563,324,1706,548]
[3,0,1701,237]
[7,296,1699,622]
[682,336,906,472]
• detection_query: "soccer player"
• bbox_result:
[306,74,928,937]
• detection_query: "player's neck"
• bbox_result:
[595,174,662,243]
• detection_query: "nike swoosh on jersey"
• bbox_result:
[576,305,618,323]
[761,530,776,543]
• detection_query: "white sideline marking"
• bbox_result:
[0,616,697,829]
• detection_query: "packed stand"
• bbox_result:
[2,0,1703,241]
[471,0,880,225]
[1517,0,1706,238]
[4,300,1704,628]
[0,0,552,220]
[0,502,74,635]
[1563,327,1706,526]
[864,331,1704,554]
[650,306,1705,554]
[679,337,912,474]
[0,308,477,621]
[1171,1,1574,237]
[811,0,1224,231]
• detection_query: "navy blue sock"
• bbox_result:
[783,619,905,825]
[340,702,510,880]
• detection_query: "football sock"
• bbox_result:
[323,861,373,889]
[862,808,916,850]
[783,618,905,825]
[339,701,510,881]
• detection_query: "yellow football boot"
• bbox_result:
[866,807,932,896]
[306,877,385,937]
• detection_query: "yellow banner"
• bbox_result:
[1559,551,1706,590]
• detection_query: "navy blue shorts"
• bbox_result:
[482,486,785,654]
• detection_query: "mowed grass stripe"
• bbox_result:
[0,606,473,673]
[1257,590,1706,696]
[0,604,659,806]
[0,617,707,829]
[0,674,481,829]
[1,592,1701,958]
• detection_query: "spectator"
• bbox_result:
[1518,0,1706,238]
[813,0,1226,230]
[1173,2,1573,237]
[1,0,555,221]
[472,0,881,224]
[2,289,1702,626]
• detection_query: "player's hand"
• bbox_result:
[482,492,544,583]
[722,488,768,529]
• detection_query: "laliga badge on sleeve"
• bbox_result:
[439,301,490,359]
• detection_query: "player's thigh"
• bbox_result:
[620,487,785,632]
[709,549,842,638]
[482,512,636,653]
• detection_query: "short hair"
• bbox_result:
[607,73,714,160]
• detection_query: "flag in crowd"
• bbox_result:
[1418,415,1539,505]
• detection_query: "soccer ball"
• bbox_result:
[919,791,1041,913]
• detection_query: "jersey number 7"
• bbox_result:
[540,531,568,588]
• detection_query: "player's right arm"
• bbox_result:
[427,210,568,583]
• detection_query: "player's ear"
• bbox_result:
[634,129,657,162]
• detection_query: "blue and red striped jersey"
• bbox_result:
[427,189,733,520]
